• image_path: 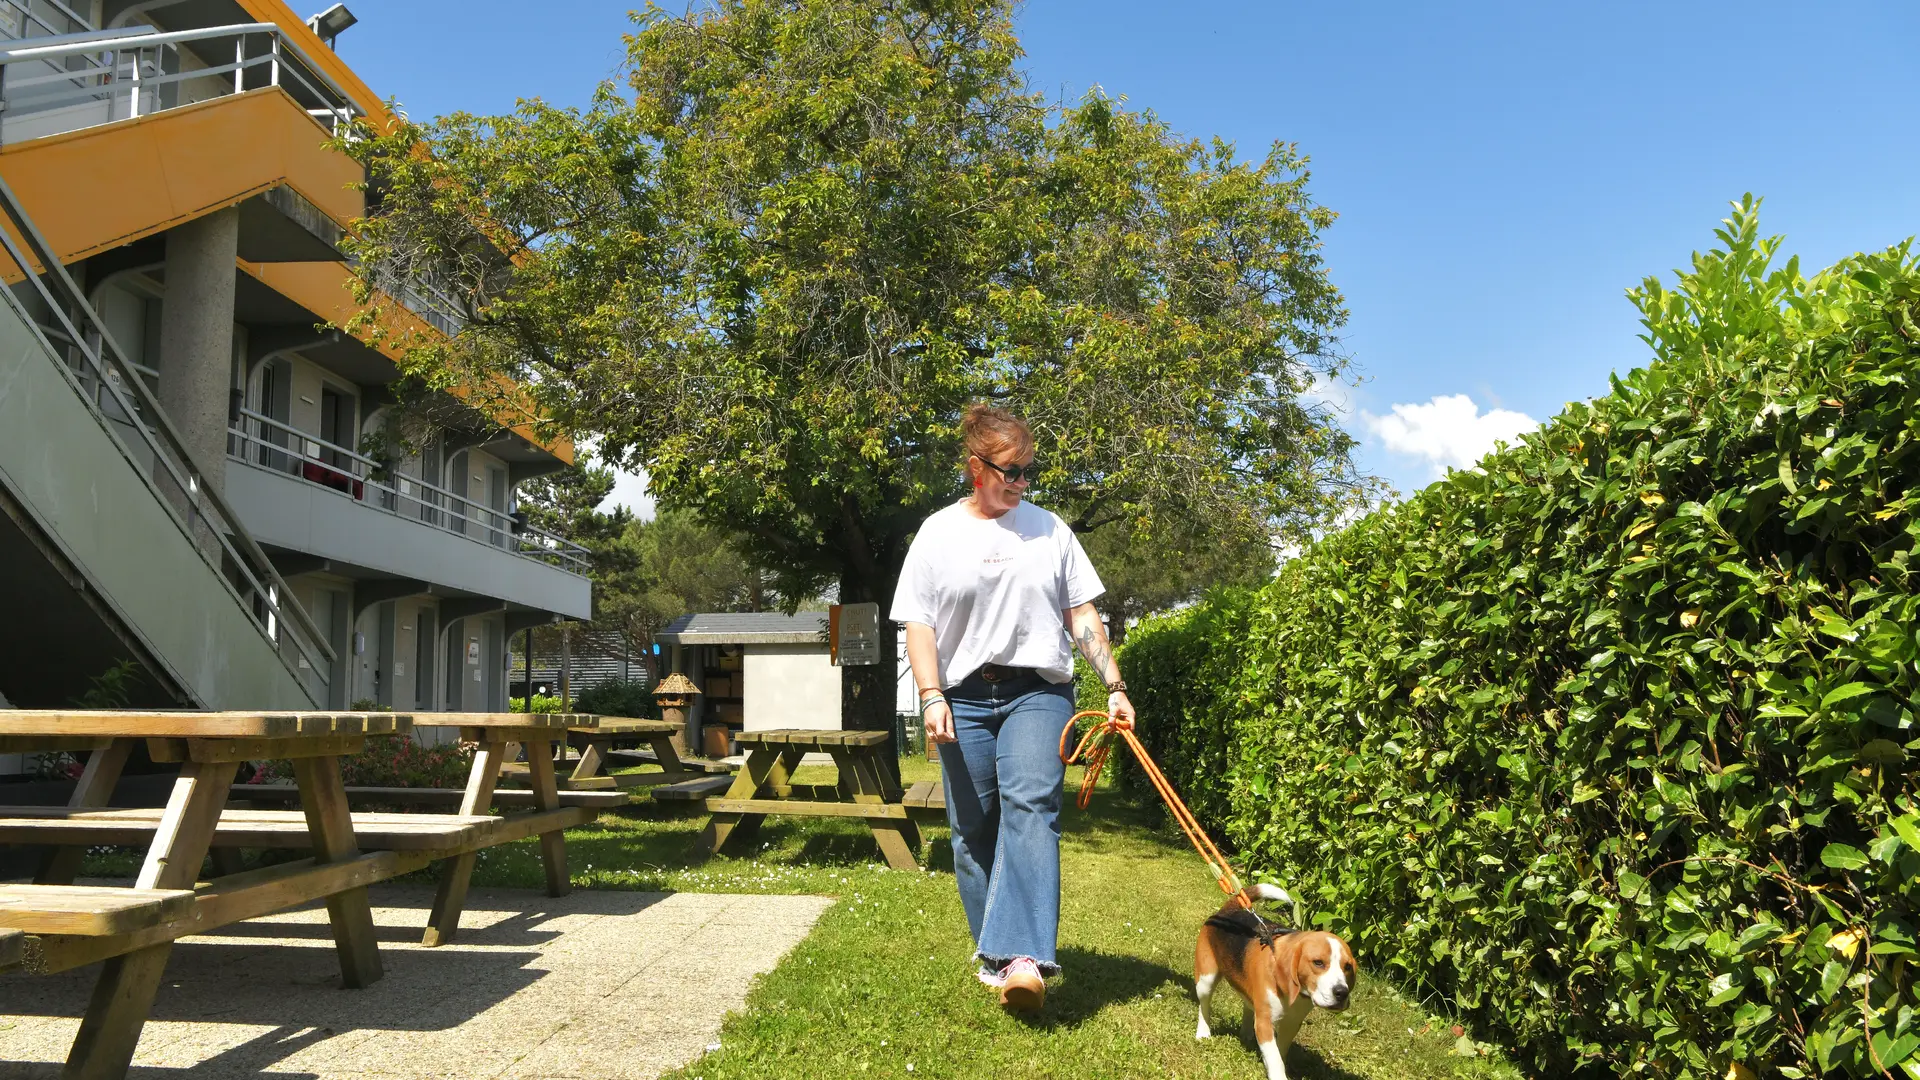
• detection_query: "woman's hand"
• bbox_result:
[1107,690,1136,729]
[924,698,957,744]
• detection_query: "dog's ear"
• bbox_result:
[1270,933,1301,1003]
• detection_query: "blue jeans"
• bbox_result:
[938,670,1076,976]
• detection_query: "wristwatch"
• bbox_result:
[1104,680,1127,694]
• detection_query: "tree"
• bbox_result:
[1081,520,1276,644]
[516,460,624,546]
[594,509,766,657]
[338,0,1369,736]
[516,466,767,667]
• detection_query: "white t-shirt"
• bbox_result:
[890,499,1105,687]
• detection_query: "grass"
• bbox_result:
[80,756,1526,1079]
[465,756,1524,1080]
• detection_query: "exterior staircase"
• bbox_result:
[0,168,327,709]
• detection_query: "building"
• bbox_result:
[510,629,653,702]
[0,1,590,765]
[656,612,839,754]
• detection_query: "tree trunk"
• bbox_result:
[839,569,901,790]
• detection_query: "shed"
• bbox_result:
[656,612,839,753]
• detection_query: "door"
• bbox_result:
[255,359,293,471]
[446,451,469,535]
[414,607,437,709]
[484,619,504,712]
[318,386,356,478]
[486,464,508,548]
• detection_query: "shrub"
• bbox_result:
[249,735,472,789]
[1118,201,1920,1078]
[510,694,565,714]
[573,679,656,719]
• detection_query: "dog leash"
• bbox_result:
[1059,710,1254,911]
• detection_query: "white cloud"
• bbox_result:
[1301,370,1359,416]
[600,466,656,520]
[1363,394,1538,478]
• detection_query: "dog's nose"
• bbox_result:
[1333,983,1350,1002]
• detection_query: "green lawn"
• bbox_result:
[453,757,1525,1080]
[76,757,1522,1077]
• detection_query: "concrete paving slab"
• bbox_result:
[0,884,833,1079]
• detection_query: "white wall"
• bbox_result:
[742,644,840,731]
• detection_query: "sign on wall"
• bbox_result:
[830,602,880,666]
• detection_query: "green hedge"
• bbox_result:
[510,694,565,714]
[1116,201,1920,1077]
[573,679,656,719]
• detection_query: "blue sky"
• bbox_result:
[338,1,1920,505]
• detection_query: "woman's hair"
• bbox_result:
[961,403,1032,464]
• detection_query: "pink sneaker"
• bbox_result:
[975,964,1007,989]
[998,956,1045,1012]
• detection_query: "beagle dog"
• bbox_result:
[1194,884,1356,1080]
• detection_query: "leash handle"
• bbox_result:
[1060,710,1251,908]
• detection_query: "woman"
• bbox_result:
[890,403,1135,1013]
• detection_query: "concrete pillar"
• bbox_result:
[157,207,239,492]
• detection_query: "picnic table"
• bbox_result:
[554,715,733,791]
[698,728,923,870]
[0,709,424,1079]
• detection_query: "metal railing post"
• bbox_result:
[269,35,278,87]
[232,36,243,94]
[126,46,139,118]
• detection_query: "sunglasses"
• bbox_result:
[978,456,1040,484]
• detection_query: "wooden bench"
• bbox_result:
[652,775,735,801]
[699,729,921,870]
[228,783,628,812]
[902,779,947,822]
[0,884,196,936]
[0,806,500,851]
[0,928,22,972]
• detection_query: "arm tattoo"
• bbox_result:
[1075,623,1113,679]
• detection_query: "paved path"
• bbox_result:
[0,884,833,1079]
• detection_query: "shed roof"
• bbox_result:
[656,612,831,646]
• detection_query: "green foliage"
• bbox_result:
[1081,516,1277,642]
[509,694,565,714]
[250,735,472,789]
[74,659,141,709]
[1117,200,1920,1077]
[572,679,656,719]
[336,0,1366,627]
[592,509,765,647]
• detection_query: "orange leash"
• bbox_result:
[1059,710,1251,910]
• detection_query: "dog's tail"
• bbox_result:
[1238,883,1292,907]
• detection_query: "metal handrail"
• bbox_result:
[0,20,362,140]
[0,168,335,679]
[230,408,593,574]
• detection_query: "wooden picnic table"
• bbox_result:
[406,712,601,947]
[698,728,923,871]
[0,709,409,1079]
[552,715,733,791]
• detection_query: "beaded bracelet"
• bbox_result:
[919,694,948,716]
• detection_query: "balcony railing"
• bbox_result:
[228,408,592,575]
[0,18,362,144]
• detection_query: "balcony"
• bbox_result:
[0,10,360,145]
[229,409,591,577]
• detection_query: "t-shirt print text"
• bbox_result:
[982,552,1016,565]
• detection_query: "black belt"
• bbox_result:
[977,663,1036,683]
